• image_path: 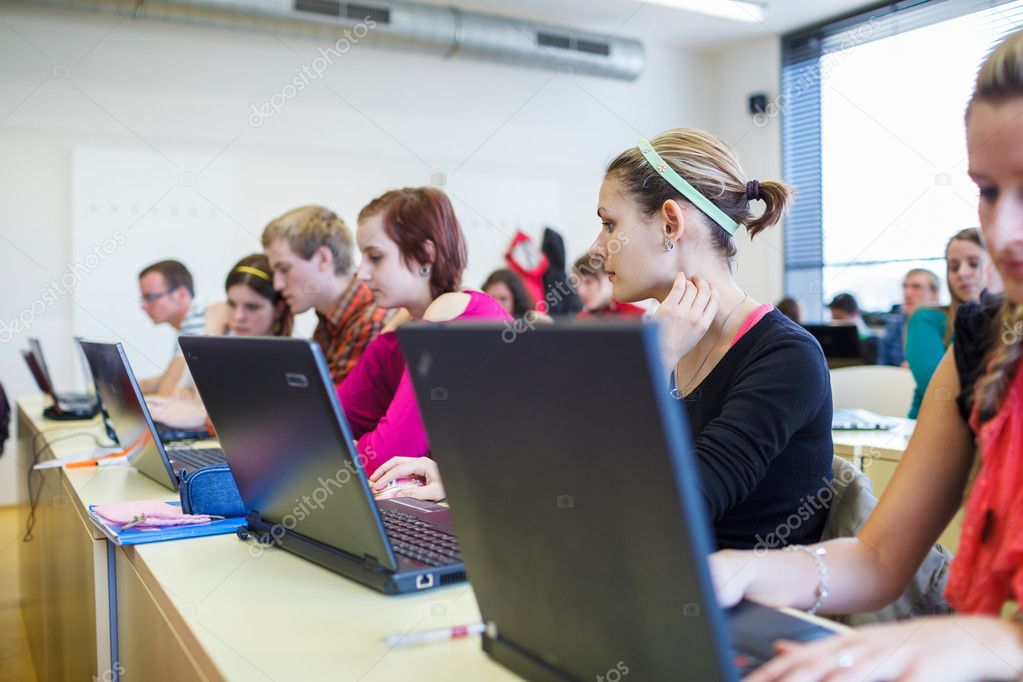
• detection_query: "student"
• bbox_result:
[878,268,941,366]
[711,31,1023,681]
[572,254,646,318]
[338,187,512,478]
[147,254,294,428]
[379,132,835,545]
[262,205,394,384]
[482,268,536,319]
[776,297,802,325]
[828,292,879,364]
[137,259,209,395]
[905,229,993,417]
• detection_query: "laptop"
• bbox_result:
[79,341,226,491]
[802,324,862,361]
[398,322,835,681]
[22,338,98,420]
[179,335,466,595]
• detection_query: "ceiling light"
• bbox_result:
[641,0,767,23]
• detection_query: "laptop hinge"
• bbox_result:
[363,554,383,571]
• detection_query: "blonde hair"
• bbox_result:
[965,30,1023,423]
[260,205,354,275]
[605,128,792,264]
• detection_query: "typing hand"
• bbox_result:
[369,457,445,502]
[145,395,207,430]
[651,273,718,374]
[744,616,1023,682]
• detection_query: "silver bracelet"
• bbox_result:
[785,544,829,616]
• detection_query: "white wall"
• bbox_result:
[0,3,727,503]
[707,36,786,305]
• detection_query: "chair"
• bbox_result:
[830,365,915,418]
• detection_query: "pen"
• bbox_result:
[66,454,127,469]
[384,622,486,648]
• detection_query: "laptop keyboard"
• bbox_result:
[832,408,892,431]
[379,507,462,567]
[167,446,226,469]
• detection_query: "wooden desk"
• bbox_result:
[832,419,964,553]
[16,395,517,681]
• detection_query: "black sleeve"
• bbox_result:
[692,330,831,520]
[954,294,1003,425]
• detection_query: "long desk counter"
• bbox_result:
[16,395,518,681]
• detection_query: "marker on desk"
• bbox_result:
[384,622,486,648]
[65,454,128,469]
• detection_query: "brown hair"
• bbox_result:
[481,269,536,319]
[965,30,1023,423]
[139,259,194,297]
[943,228,984,345]
[605,128,792,265]
[260,205,355,275]
[225,254,293,337]
[358,187,467,300]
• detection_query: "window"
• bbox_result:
[781,0,1023,320]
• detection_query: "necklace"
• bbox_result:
[670,292,749,400]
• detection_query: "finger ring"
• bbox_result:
[836,650,855,669]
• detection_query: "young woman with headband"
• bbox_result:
[587,129,834,551]
[146,254,293,427]
[712,30,1023,681]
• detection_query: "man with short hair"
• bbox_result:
[572,255,646,318]
[262,205,394,383]
[137,259,207,394]
[877,269,940,366]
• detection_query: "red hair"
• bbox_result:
[358,187,467,299]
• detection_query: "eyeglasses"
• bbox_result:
[140,290,174,303]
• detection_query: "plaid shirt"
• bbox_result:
[314,278,395,384]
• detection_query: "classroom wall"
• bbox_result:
[0,3,784,504]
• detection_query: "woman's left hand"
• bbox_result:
[744,615,1023,682]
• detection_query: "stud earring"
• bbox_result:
[419,266,431,276]
[663,238,674,252]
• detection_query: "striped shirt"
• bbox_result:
[174,298,207,356]
[314,279,395,384]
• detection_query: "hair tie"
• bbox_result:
[234,265,271,282]
[746,180,762,202]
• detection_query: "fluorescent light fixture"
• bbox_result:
[641,0,766,23]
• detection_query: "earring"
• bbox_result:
[663,238,674,252]
[419,266,431,276]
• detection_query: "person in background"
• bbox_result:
[776,297,802,325]
[710,29,1023,681]
[827,293,878,364]
[137,259,209,395]
[337,187,513,479]
[482,268,536,319]
[147,254,294,428]
[262,205,394,384]
[877,268,941,366]
[572,254,646,318]
[905,228,994,418]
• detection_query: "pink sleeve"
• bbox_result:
[355,367,429,477]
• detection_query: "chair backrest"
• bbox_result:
[830,365,915,418]
[0,380,10,455]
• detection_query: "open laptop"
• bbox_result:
[398,322,835,681]
[79,341,225,491]
[179,335,466,595]
[22,338,98,419]
[802,324,862,364]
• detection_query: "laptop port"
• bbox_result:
[416,573,434,589]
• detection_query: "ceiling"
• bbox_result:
[411,0,878,50]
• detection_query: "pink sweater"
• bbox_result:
[338,290,513,476]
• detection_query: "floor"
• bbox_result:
[0,506,36,681]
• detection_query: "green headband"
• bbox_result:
[637,139,740,236]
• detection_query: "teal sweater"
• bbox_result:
[905,308,949,418]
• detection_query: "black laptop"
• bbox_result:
[398,321,835,681]
[23,337,98,419]
[79,341,226,491]
[180,335,466,595]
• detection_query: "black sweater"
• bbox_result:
[680,310,833,550]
